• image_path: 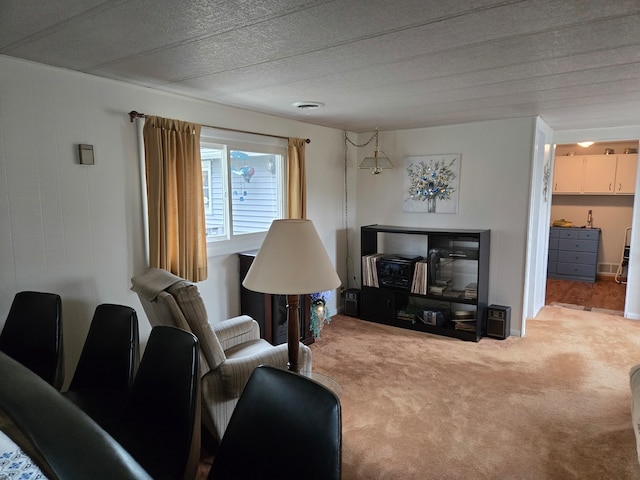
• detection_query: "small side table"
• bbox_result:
[301,371,342,398]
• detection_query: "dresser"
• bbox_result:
[547,227,600,283]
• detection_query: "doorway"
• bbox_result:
[545,140,637,315]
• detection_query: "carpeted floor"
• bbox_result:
[197,306,640,479]
[308,308,640,479]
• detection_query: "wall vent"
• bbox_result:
[597,263,617,276]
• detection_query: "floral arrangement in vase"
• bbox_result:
[310,290,333,338]
[406,158,457,213]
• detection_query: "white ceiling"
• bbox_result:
[2,0,639,133]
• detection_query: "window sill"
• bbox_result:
[206,232,267,258]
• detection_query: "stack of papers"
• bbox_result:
[464,282,477,299]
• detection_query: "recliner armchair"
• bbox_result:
[130,268,312,443]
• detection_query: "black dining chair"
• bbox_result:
[0,291,64,390]
[106,325,200,480]
[64,303,140,426]
[209,365,342,480]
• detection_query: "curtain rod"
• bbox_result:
[128,111,310,144]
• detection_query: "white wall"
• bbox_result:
[352,118,536,336]
[0,56,346,385]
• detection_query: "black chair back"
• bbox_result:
[0,351,152,480]
[69,303,140,392]
[0,291,64,389]
[107,325,200,480]
[210,365,342,480]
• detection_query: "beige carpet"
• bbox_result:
[310,307,640,479]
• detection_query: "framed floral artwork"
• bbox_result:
[403,154,461,213]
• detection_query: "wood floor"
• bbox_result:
[545,276,626,314]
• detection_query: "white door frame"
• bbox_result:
[537,125,640,321]
[522,117,554,335]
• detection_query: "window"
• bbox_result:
[200,127,286,251]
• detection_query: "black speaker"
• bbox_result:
[344,289,360,317]
[486,304,511,340]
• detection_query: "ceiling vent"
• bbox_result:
[293,101,324,110]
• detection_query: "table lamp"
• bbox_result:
[242,219,341,373]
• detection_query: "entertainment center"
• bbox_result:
[360,225,490,342]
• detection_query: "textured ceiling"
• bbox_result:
[2,0,640,133]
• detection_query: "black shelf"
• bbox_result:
[360,225,490,342]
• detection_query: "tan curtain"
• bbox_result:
[287,138,307,219]
[143,116,207,281]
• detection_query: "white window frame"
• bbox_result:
[201,127,287,257]
[201,160,213,216]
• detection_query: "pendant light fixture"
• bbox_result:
[353,128,393,175]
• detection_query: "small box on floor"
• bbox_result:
[486,305,511,340]
[344,289,360,317]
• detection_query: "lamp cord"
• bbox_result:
[343,130,378,289]
[344,133,351,289]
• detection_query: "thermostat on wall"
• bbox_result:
[78,144,95,165]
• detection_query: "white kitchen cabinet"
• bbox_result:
[614,154,638,194]
[553,156,583,194]
[553,154,637,195]
[583,155,616,194]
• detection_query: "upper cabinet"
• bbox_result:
[583,155,617,193]
[553,154,637,195]
[614,154,638,194]
[553,156,584,194]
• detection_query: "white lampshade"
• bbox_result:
[243,219,341,295]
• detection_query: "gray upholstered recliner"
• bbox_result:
[130,268,312,443]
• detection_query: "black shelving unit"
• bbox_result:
[360,225,490,342]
